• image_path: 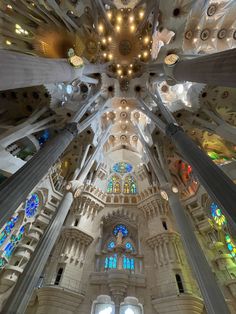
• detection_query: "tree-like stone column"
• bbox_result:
[140,95,236,227]
[0,95,102,228]
[0,51,106,91]
[166,123,236,225]
[2,128,110,314]
[136,127,230,314]
[172,48,236,87]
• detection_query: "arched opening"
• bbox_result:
[175,274,184,293]
[54,267,64,285]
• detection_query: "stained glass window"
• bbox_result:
[123,176,137,194]
[0,225,25,269]
[125,242,133,251]
[25,194,40,218]
[225,234,236,257]
[123,255,135,270]
[107,175,121,194]
[113,224,128,237]
[113,162,133,175]
[0,216,18,247]
[107,241,115,250]
[210,202,226,226]
[38,129,50,147]
[105,254,117,269]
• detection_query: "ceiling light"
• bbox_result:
[139,10,144,19]
[116,25,121,32]
[102,38,106,44]
[7,4,12,9]
[108,36,112,42]
[117,15,122,23]
[108,53,113,60]
[129,15,134,23]
[130,24,135,32]
[117,69,122,75]
[128,70,132,75]
[143,51,148,58]
[6,40,12,45]
[144,36,149,44]
[172,186,179,193]
[107,11,112,19]
[98,24,104,33]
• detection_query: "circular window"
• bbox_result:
[25,194,40,218]
[207,4,217,16]
[113,224,128,237]
[217,29,227,39]
[200,29,210,41]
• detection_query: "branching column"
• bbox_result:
[171,48,236,87]
[136,127,230,314]
[0,51,105,91]
[1,127,110,314]
[0,97,102,228]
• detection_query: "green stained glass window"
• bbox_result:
[123,175,137,194]
[107,175,121,193]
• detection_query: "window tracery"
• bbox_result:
[123,175,137,194]
[25,193,40,218]
[107,163,137,194]
[113,162,132,174]
[210,202,226,227]
[113,224,128,237]
[107,175,121,193]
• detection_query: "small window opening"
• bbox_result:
[176,274,184,293]
[54,267,63,285]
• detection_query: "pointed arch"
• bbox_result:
[107,174,121,194]
[123,175,137,194]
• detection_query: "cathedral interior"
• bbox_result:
[1,0,236,313]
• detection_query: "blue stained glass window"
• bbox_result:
[38,130,50,147]
[0,216,19,247]
[113,162,133,174]
[123,255,135,270]
[1,224,25,263]
[25,194,40,218]
[105,254,117,269]
[125,242,133,251]
[113,224,128,237]
[108,241,115,250]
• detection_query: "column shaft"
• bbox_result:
[2,192,74,314]
[0,50,83,91]
[167,191,230,314]
[0,128,74,227]
[172,48,236,87]
[167,124,236,225]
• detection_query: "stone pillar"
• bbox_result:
[166,189,230,314]
[172,48,236,87]
[0,51,105,91]
[0,50,83,91]
[166,123,236,226]
[0,102,102,228]
[0,125,75,228]
[2,192,74,314]
[1,127,110,313]
[137,130,230,314]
